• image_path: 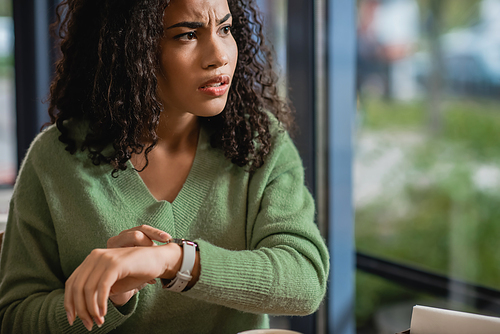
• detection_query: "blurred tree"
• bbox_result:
[424,0,445,134]
[413,0,480,134]
[417,0,482,30]
[416,0,482,134]
[0,0,11,17]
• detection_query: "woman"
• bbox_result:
[0,0,329,332]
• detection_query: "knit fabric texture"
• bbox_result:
[0,119,329,334]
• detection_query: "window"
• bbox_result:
[355,0,500,332]
[0,1,14,187]
[0,0,14,227]
[3,1,350,332]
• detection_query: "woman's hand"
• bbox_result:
[106,225,172,307]
[64,243,182,331]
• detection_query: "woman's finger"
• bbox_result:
[70,250,103,331]
[64,273,77,326]
[132,225,171,243]
[96,266,123,317]
[107,225,171,248]
[65,256,92,327]
[81,260,110,327]
[107,230,154,248]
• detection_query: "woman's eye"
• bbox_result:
[176,32,197,41]
[220,25,231,35]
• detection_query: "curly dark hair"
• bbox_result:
[48,0,293,174]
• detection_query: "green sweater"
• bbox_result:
[0,120,329,334]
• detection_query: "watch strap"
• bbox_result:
[163,239,197,292]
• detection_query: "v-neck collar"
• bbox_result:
[111,126,221,237]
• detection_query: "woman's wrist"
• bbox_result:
[158,242,183,279]
[157,240,201,288]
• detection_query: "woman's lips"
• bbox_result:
[198,75,230,97]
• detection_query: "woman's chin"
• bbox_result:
[199,110,225,118]
[193,101,228,118]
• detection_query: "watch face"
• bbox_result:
[170,238,184,245]
[170,238,197,249]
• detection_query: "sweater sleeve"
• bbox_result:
[0,151,138,333]
[184,131,330,315]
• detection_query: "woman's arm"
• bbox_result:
[183,131,330,315]
[64,242,182,329]
[0,156,138,333]
[64,224,203,330]
[186,173,329,314]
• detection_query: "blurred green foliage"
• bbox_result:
[357,0,483,32]
[0,55,13,76]
[0,0,12,17]
[355,97,500,329]
[417,0,483,31]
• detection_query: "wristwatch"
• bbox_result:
[162,238,198,292]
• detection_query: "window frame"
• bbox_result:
[13,0,56,165]
[324,0,356,333]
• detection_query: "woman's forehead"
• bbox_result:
[165,0,231,25]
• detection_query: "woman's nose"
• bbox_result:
[202,36,229,69]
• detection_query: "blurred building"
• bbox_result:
[357,0,420,101]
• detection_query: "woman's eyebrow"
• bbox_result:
[217,13,232,25]
[166,13,232,30]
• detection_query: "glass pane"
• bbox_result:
[356,271,499,334]
[257,0,288,97]
[257,0,292,330]
[0,0,15,228]
[355,0,500,330]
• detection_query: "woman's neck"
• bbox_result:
[130,111,200,179]
[155,112,200,153]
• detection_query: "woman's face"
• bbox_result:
[157,0,238,118]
